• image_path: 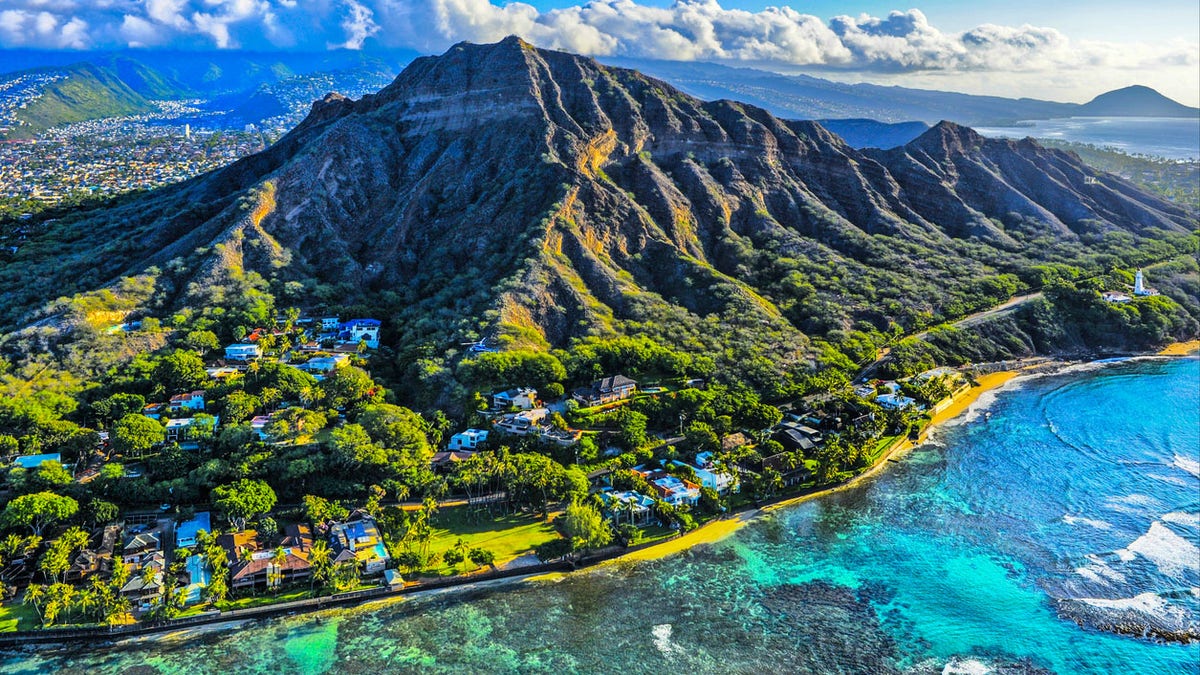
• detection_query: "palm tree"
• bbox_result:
[308,540,332,591]
[23,584,46,624]
[269,547,288,594]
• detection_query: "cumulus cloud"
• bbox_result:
[0,1,1195,102]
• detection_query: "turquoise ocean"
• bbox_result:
[3,357,1198,674]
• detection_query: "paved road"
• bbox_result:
[857,292,1045,380]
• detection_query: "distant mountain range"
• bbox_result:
[3,38,1192,388]
[2,49,1195,141]
[603,59,1200,126]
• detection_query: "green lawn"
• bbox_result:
[0,602,39,632]
[865,433,903,464]
[215,588,314,611]
[637,525,676,545]
[424,506,561,576]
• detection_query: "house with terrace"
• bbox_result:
[224,525,314,590]
[168,391,206,412]
[121,531,161,566]
[573,375,637,407]
[120,553,165,609]
[336,319,381,349]
[492,387,537,410]
[329,511,390,576]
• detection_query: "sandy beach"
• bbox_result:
[1158,339,1200,356]
[598,369,1022,565]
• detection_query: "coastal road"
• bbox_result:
[857,292,1044,380]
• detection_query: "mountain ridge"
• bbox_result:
[1,37,1195,394]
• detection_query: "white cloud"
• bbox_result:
[332,0,379,50]
[0,1,1194,104]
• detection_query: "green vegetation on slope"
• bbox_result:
[9,64,153,138]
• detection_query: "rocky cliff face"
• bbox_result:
[3,37,1194,377]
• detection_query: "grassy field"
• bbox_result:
[424,506,562,576]
[215,588,314,611]
[0,602,39,632]
[864,433,903,464]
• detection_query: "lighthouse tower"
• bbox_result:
[1134,269,1149,296]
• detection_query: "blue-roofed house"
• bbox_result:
[329,510,390,575]
[336,319,380,349]
[176,511,212,549]
[13,453,63,470]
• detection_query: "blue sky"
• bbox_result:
[0,1,1196,104]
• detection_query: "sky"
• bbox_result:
[0,1,1197,105]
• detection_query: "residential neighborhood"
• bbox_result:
[0,296,988,634]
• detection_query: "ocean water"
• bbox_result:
[3,357,1198,674]
[975,117,1200,160]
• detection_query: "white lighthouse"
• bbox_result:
[1134,269,1156,296]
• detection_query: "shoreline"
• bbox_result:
[1158,339,1200,356]
[594,369,1023,566]
[4,347,1194,646]
[597,342,1199,566]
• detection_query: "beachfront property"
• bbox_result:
[670,459,736,494]
[448,429,489,450]
[329,511,390,575]
[175,512,211,549]
[599,489,656,526]
[634,468,701,506]
[875,382,919,410]
[573,375,638,407]
[120,553,165,609]
[492,387,538,410]
[182,554,212,605]
[223,525,315,590]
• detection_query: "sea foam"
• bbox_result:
[1120,521,1200,579]
[1171,454,1200,479]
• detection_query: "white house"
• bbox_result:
[297,354,349,375]
[876,393,918,410]
[448,429,490,451]
[493,387,537,410]
[337,319,381,349]
[165,416,219,443]
[649,475,700,506]
[495,408,548,435]
[671,460,736,494]
[225,343,262,361]
[320,317,341,331]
